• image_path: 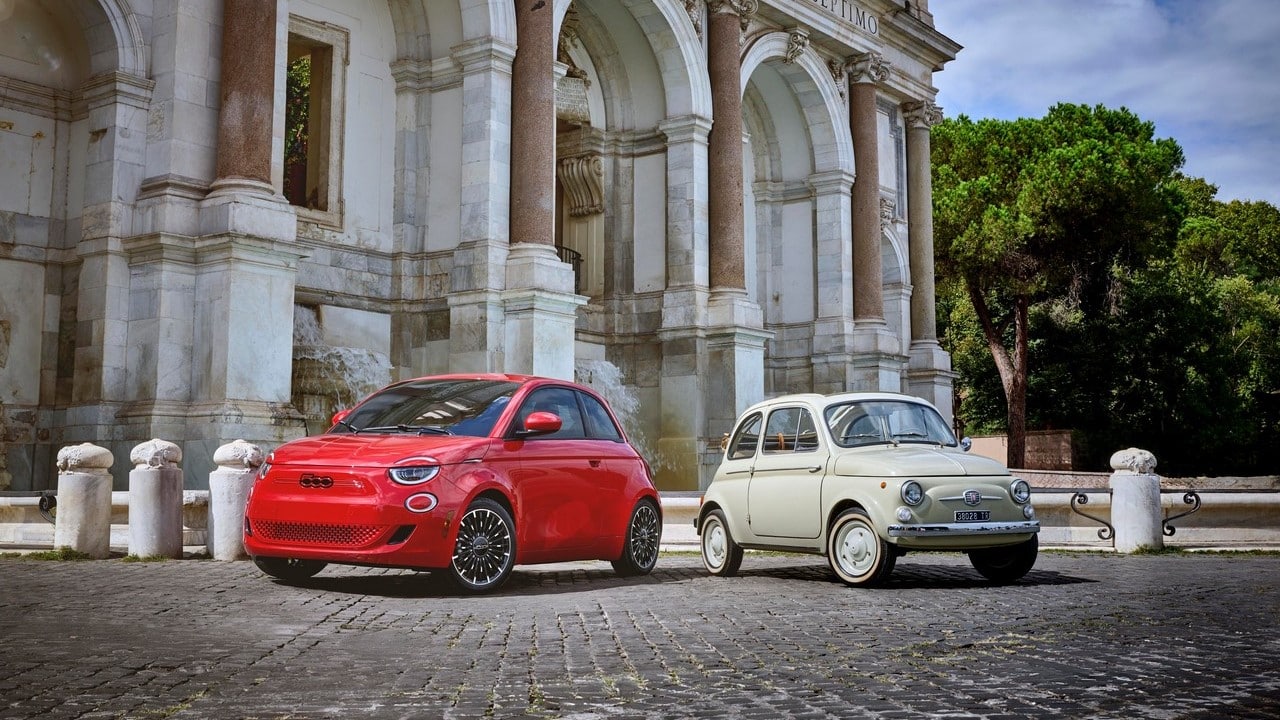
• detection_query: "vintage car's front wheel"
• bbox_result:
[253,557,327,581]
[700,509,743,576]
[448,497,516,593]
[968,534,1038,584]
[827,508,893,586]
[613,499,661,577]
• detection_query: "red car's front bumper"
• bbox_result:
[243,464,462,570]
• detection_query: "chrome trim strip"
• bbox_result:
[887,520,1040,537]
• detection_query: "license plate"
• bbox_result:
[954,511,990,522]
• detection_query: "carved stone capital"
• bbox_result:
[56,443,114,475]
[784,28,809,64]
[846,51,890,85]
[213,439,265,469]
[709,0,757,44]
[557,154,605,217]
[902,100,944,129]
[1110,448,1158,475]
[131,438,183,469]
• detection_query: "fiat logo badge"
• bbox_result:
[299,474,334,489]
[963,489,982,506]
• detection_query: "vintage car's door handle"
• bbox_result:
[807,465,822,473]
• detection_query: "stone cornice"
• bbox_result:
[0,75,73,120]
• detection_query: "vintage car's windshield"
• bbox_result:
[824,400,957,448]
[331,379,520,437]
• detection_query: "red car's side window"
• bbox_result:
[516,387,587,440]
[579,392,623,441]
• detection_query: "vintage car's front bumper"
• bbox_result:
[887,520,1041,537]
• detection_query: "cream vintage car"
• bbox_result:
[695,392,1040,586]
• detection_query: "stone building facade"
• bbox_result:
[0,0,959,491]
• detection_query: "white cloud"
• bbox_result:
[929,0,1280,206]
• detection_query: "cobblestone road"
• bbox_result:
[1,551,1278,719]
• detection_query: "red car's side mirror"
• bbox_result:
[331,408,352,428]
[521,411,562,436]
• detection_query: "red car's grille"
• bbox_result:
[254,520,385,547]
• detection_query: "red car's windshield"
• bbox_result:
[331,379,521,437]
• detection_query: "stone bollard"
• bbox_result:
[208,439,263,561]
[53,443,115,558]
[1109,448,1162,553]
[128,439,184,559]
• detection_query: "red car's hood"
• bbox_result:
[266,433,492,467]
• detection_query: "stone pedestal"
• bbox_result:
[503,243,585,380]
[1109,448,1163,553]
[907,340,957,423]
[207,439,262,561]
[128,439,184,559]
[53,444,115,558]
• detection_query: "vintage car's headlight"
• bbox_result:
[900,480,924,506]
[1010,478,1031,504]
[388,466,439,485]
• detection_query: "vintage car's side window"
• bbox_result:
[516,387,587,440]
[727,413,762,460]
[762,407,818,454]
[578,391,624,441]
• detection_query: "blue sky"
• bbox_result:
[928,0,1280,207]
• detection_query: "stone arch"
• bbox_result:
[387,0,515,61]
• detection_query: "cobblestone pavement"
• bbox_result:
[1,550,1278,719]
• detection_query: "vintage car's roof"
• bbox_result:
[741,391,940,416]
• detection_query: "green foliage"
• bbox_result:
[935,103,1280,475]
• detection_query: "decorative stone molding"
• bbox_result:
[56,443,114,475]
[846,51,890,85]
[879,197,896,229]
[130,439,183,469]
[828,59,847,101]
[557,155,605,217]
[1111,448,1158,475]
[684,0,704,40]
[784,28,809,64]
[902,100,944,129]
[213,439,265,469]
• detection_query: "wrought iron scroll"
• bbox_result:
[1069,492,1114,541]
[1162,491,1201,537]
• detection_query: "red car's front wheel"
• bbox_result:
[448,498,516,593]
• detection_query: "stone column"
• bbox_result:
[1109,448,1164,553]
[504,1,582,380]
[903,100,955,420]
[809,170,856,394]
[703,1,768,489]
[448,39,517,374]
[193,0,305,485]
[208,439,262,561]
[127,439,184,559]
[53,444,115,559]
[846,52,900,390]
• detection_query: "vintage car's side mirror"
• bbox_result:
[519,411,562,437]
[960,436,973,452]
[719,432,730,451]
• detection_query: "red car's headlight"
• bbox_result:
[388,466,439,485]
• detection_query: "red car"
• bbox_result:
[243,374,662,593]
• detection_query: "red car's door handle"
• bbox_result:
[589,459,602,467]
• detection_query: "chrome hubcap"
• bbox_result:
[837,522,876,576]
[704,522,726,567]
[452,507,512,586]
[629,504,660,568]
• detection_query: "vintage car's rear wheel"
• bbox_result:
[968,534,1038,584]
[700,509,743,576]
[613,499,661,577]
[253,557,327,581]
[827,508,893,586]
[449,497,516,593]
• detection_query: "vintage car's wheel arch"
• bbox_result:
[698,500,746,541]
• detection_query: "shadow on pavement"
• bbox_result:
[732,560,1095,589]
[275,563,698,598]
